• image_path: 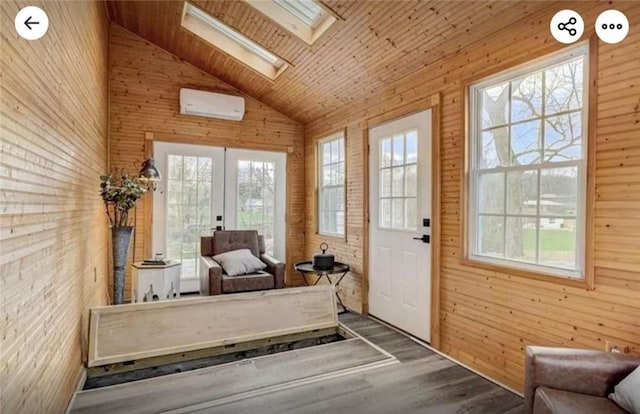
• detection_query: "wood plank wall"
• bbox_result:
[0,1,110,413]
[305,1,640,391]
[108,24,306,299]
[304,127,366,313]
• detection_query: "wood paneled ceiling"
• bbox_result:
[106,0,557,124]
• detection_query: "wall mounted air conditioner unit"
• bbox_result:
[179,88,245,121]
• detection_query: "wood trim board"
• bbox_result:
[87,286,338,367]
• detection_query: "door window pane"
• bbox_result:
[392,135,404,166]
[392,198,404,229]
[381,138,392,168]
[166,155,215,282]
[378,129,419,231]
[391,167,404,197]
[237,160,276,255]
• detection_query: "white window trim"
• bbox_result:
[317,133,346,237]
[467,43,589,280]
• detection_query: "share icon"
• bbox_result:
[558,17,577,36]
[550,10,584,44]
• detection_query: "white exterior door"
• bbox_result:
[153,142,225,293]
[224,149,287,261]
[368,110,432,342]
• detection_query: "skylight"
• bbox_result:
[182,2,288,80]
[274,0,324,28]
[245,0,337,45]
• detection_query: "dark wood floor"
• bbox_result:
[195,313,524,414]
[71,313,523,414]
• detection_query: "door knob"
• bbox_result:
[413,235,430,243]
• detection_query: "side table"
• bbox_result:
[294,261,350,313]
[131,262,181,303]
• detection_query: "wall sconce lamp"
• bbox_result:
[138,158,161,181]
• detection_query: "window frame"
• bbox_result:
[316,131,347,238]
[462,41,595,287]
[181,2,289,81]
[245,0,338,45]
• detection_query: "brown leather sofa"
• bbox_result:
[199,230,285,295]
[525,346,640,414]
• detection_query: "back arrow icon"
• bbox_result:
[24,16,39,30]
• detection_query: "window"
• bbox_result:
[318,134,345,236]
[467,44,588,279]
[378,130,419,231]
[245,0,337,45]
[182,3,288,80]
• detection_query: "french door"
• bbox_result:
[153,142,286,293]
[368,110,432,342]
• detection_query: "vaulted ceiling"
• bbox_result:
[106,0,557,124]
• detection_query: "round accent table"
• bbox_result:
[294,261,350,314]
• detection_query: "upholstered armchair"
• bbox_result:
[199,230,285,295]
[525,346,640,414]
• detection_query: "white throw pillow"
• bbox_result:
[609,365,640,414]
[213,249,267,276]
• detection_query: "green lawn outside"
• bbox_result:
[523,229,575,251]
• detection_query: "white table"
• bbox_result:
[131,262,181,303]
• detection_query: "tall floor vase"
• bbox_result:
[112,226,134,305]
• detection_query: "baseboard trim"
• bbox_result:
[366,314,524,398]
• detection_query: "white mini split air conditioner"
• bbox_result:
[179,88,245,121]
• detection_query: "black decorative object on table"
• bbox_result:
[295,260,350,314]
[312,242,335,270]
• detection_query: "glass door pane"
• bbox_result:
[153,142,225,293]
[166,155,213,281]
[225,149,287,261]
[378,129,419,231]
[236,160,276,255]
